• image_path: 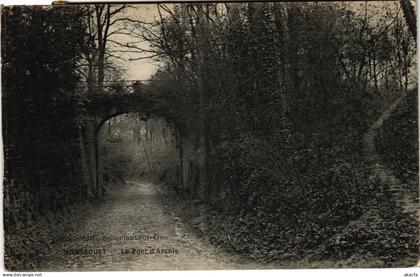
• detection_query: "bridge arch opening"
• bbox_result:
[97,112,179,194]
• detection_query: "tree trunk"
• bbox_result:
[400,0,416,43]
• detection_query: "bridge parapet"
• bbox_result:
[91,92,158,133]
[80,80,151,95]
[80,79,168,135]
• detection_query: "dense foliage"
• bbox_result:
[2,6,88,270]
[142,2,417,265]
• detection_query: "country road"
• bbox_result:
[37,182,241,271]
[34,181,355,271]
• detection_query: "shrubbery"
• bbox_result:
[205,134,358,257]
[173,113,418,265]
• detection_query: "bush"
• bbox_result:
[201,133,375,261]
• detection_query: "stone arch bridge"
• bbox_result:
[77,80,205,203]
[78,81,167,198]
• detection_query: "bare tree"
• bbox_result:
[79,4,150,93]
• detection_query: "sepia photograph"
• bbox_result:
[1,0,418,272]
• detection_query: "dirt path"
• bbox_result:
[35,181,342,271]
[363,96,419,219]
[37,181,244,271]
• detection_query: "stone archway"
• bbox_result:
[77,91,205,202]
[78,92,158,199]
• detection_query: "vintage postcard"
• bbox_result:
[2,1,418,272]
